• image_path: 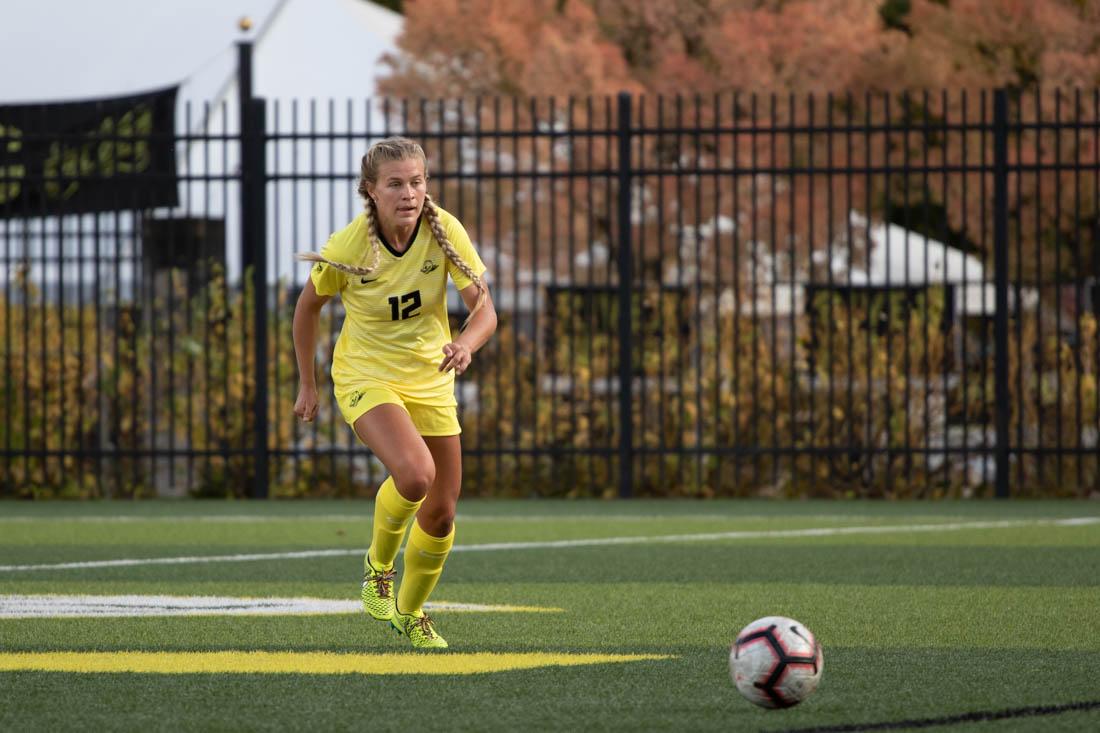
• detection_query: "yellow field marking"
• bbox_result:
[0,651,671,675]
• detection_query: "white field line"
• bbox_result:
[0,517,1096,574]
[0,513,892,523]
[0,515,351,523]
[0,595,549,619]
[3,512,1032,524]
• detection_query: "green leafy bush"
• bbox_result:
[2,268,1094,498]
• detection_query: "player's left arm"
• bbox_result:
[439,280,497,375]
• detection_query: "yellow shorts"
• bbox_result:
[334,382,461,437]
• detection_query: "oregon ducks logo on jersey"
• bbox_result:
[349,390,365,407]
[420,259,439,274]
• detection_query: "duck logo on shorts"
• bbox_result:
[420,259,439,274]
[349,390,365,407]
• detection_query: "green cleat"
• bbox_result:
[390,608,449,649]
[361,557,396,621]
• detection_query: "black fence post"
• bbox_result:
[992,89,1010,499]
[616,92,634,498]
[239,42,269,499]
[238,41,256,274]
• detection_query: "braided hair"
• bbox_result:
[297,136,487,330]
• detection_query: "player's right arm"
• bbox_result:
[293,278,332,422]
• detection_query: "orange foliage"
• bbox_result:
[883,0,1100,90]
[380,1,1099,280]
[378,0,640,98]
[705,1,892,94]
[382,0,1100,97]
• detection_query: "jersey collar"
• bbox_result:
[376,216,422,258]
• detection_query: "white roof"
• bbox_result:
[842,212,994,315]
[722,213,1009,317]
[0,0,401,106]
[1,0,403,292]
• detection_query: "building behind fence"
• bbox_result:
[2,59,1098,498]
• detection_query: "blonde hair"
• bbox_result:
[297,136,488,329]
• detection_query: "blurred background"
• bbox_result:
[1,0,1097,500]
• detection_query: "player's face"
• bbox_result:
[369,157,427,229]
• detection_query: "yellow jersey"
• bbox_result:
[310,205,486,404]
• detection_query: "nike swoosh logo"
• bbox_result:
[361,278,379,284]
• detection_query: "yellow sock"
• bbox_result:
[366,477,423,572]
[397,520,455,616]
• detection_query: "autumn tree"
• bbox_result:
[375,0,1099,496]
[379,0,1098,277]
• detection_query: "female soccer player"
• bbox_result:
[292,137,496,649]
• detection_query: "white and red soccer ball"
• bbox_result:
[729,616,824,709]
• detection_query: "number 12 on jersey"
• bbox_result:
[388,290,422,320]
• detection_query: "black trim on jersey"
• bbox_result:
[377,216,422,258]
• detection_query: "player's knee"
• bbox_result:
[395,461,435,500]
[418,505,455,537]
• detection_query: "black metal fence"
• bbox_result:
[3,71,1098,498]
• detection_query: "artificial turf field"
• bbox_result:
[1,500,1098,732]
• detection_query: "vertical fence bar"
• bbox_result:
[674,95,683,491]
[1072,90,1084,492]
[616,91,634,498]
[992,89,1011,499]
[510,96,521,489]
[566,96,577,492]
[1054,92,1064,489]
[239,39,269,498]
[248,99,269,499]
[656,96,667,492]
[238,42,254,272]
[774,95,783,484]
[253,96,266,498]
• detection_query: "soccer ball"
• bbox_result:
[729,616,823,709]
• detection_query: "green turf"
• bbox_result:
[1,500,1098,732]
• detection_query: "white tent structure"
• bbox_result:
[718,211,1022,319]
[842,211,992,316]
[1,0,403,295]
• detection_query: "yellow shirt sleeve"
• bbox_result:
[441,211,487,290]
[309,218,361,296]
